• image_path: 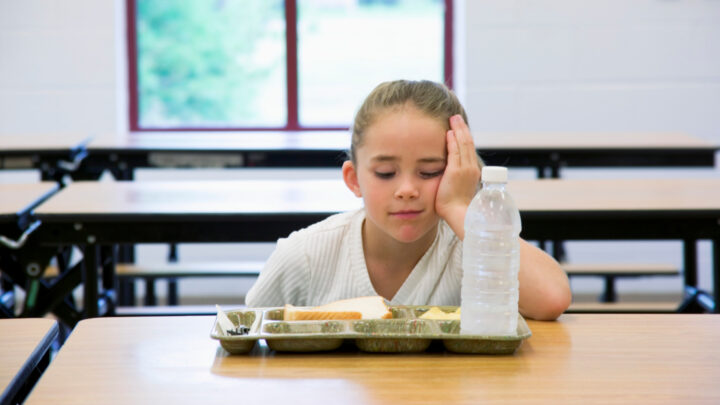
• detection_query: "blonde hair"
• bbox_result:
[348,80,482,168]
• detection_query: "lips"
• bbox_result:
[390,210,423,219]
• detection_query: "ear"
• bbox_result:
[342,160,362,198]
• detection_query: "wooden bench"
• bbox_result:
[562,263,679,302]
[115,304,231,316]
[115,260,264,279]
[42,261,263,307]
[115,261,263,306]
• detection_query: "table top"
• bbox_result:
[32,178,720,217]
[89,131,716,151]
[0,182,59,217]
[477,131,716,150]
[509,177,720,213]
[0,318,59,404]
[0,134,91,153]
[80,132,718,171]
[22,314,720,405]
[33,180,362,216]
[89,131,352,151]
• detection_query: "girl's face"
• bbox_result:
[344,103,447,244]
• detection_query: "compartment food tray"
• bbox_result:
[210,305,531,355]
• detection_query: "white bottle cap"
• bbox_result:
[481,166,508,183]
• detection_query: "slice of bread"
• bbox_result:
[283,296,392,321]
[283,304,361,320]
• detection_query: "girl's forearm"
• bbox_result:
[443,204,469,241]
[517,239,572,320]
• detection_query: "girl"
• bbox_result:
[246,80,571,320]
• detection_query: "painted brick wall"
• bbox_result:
[462,0,720,143]
[0,0,125,137]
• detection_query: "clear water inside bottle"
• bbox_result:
[460,179,521,336]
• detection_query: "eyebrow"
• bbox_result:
[370,155,446,163]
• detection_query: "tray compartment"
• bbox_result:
[265,335,345,352]
[218,338,258,354]
[353,319,433,353]
[229,309,259,332]
[262,320,347,335]
[439,316,531,354]
[262,321,348,352]
[264,308,285,321]
[211,309,261,354]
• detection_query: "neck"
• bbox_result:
[361,218,438,300]
[361,219,438,268]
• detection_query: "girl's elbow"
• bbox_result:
[538,286,573,321]
[523,285,572,321]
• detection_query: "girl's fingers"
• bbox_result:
[447,130,460,167]
[450,115,466,165]
[450,115,476,167]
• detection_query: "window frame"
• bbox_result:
[126,0,454,132]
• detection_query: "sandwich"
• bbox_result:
[283,296,392,321]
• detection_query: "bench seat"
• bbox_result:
[562,262,679,303]
[562,263,679,277]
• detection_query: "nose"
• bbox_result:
[394,176,419,200]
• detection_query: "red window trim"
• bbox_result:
[126,0,454,132]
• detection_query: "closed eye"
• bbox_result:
[375,171,395,179]
[420,170,444,179]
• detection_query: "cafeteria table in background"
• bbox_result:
[78,131,717,179]
[21,178,720,322]
[76,131,718,300]
[4,131,714,182]
[0,318,59,405]
[21,314,720,404]
[0,134,91,183]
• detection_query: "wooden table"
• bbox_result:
[478,131,717,177]
[0,134,91,182]
[0,318,59,405]
[27,178,720,318]
[22,314,720,404]
[79,131,717,179]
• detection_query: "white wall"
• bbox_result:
[2,0,719,302]
[461,0,720,142]
[0,0,126,139]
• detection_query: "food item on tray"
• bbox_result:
[283,296,392,321]
[419,306,461,320]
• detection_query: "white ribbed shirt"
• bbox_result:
[245,209,464,307]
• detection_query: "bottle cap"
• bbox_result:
[481,166,508,183]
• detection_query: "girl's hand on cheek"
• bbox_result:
[435,115,481,239]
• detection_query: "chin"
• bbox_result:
[394,227,429,244]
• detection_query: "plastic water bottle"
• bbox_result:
[461,166,521,336]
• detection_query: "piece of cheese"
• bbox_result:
[419,306,461,320]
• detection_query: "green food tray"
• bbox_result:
[210,305,531,355]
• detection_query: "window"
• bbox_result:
[128,0,453,131]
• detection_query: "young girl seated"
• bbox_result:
[246,80,571,320]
